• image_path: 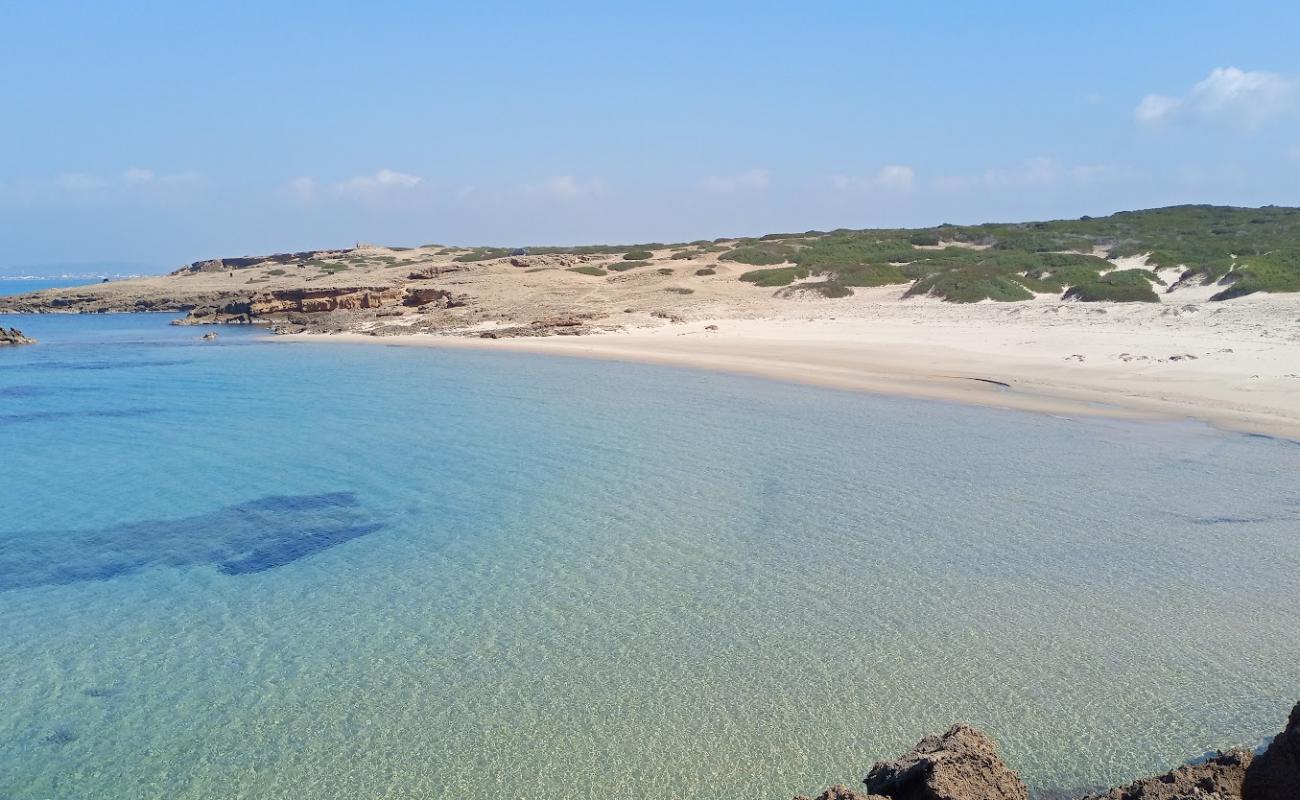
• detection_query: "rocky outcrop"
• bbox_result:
[176,286,407,325]
[796,702,1300,800]
[402,287,463,308]
[862,724,1029,800]
[0,326,36,345]
[170,249,353,275]
[1083,749,1253,800]
[1242,702,1300,800]
[508,254,598,269]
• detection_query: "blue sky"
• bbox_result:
[3,1,1299,272]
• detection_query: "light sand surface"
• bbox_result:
[283,294,1300,441]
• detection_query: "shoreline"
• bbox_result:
[277,315,1300,442]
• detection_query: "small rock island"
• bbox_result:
[0,326,36,346]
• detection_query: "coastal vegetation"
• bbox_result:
[713,205,1300,302]
[721,243,799,266]
[739,267,810,286]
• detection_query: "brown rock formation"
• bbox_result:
[1242,701,1300,800]
[0,326,36,345]
[863,724,1029,800]
[402,287,461,308]
[1083,749,1253,800]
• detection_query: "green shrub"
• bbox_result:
[608,261,649,271]
[904,267,1034,302]
[624,249,654,260]
[694,267,716,276]
[266,269,287,276]
[665,287,695,294]
[909,232,941,246]
[739,267,810,287]
[454,248,512,262]
[1063,269,1161,302]
[670,251,696,260]
[721,243,798,265]
[568,266,607,276]
[832,264,908,286]
[657,268,674,275]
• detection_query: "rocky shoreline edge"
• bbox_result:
[796,701,1298,800]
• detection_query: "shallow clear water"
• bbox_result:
[1,314,1297,799]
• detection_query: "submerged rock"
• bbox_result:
[0,326,36,345]
[1242,701,1300,800]
[794,785,888,800]
[863,724,1028,800]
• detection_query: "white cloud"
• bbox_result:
[875,165,915,192]
[334,168,422,196]
[521,175,605,199]
[831,165,917,193]
[702,168,769,193]
[1135,67,1300,130]
[287,176,316,200]
[123,167,155,185]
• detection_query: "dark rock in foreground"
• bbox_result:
[795,701,1299,800]
[1082,748,1252,800]
[0,326,36,345]
[863,724,1029,800]
[1242,702,1300,800]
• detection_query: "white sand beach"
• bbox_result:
[285,290,1300,440]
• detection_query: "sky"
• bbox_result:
[2,1,1300,273]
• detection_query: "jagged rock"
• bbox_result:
[1242,701,1300,800]
[200,332,218,341]
[403,288,458,307]
[863,724,1028,800]
[1082,749,1252,800]
[0,327,36,345]
[794,784,888,800]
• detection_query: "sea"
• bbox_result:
[1,310,1297,799]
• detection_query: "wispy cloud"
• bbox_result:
[933,158,1129,193]
[121,168,201,187]
[520,175,605,199]
[123,168,155,186]
[285,176,316,201]
[1135,67,1300,131]
[334,168,423,197]
[831,165,917,193]
[702,168,769,193]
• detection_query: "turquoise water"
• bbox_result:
[1,314,1298,799]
